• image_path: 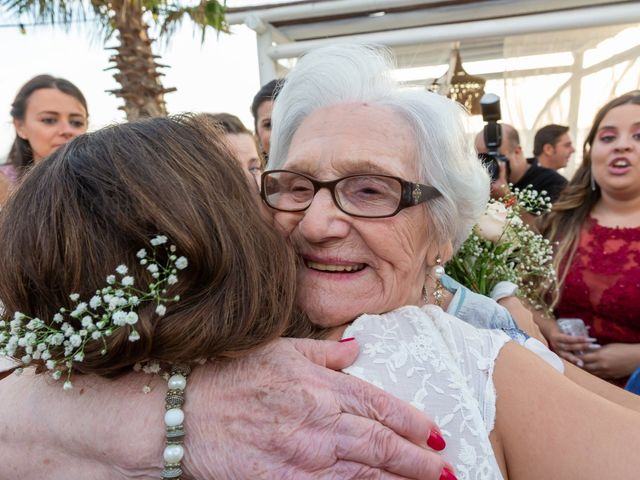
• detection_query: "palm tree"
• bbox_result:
[2,0,228,120]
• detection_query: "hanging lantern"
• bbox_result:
[430,47,486,115]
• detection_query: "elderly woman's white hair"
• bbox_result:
[269,43,490,251]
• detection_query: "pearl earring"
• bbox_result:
[422,256,445,307]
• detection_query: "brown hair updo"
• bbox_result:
[0,115,300,376]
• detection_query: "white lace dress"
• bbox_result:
[342,305,509,480]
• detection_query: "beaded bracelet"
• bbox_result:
[161,364,191,479]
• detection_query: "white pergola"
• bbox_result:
[226,0,640,84]
[225,0,640,173]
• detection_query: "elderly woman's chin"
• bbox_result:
[295,269,422,329]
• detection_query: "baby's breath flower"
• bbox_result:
[63,381,73,391]
[448,187,555,313]
[150,235,167,246]
[0,236,187,390]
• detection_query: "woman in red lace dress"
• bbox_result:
[541,91,640,386]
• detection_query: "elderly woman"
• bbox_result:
[261,44,640,478]
[2,47,640,480]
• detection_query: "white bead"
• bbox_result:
[164,408,184,427]
[168,374,187,390]
[163,444,184,463]
[433,265,445,279]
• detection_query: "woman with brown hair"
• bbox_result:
[1,74,88,205]
[540,91,640,386]
[205,112,264,184]
[0,114,449,480]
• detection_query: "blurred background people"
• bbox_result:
[205,112,263,185]
[530,124,575,170]
[475,123,567,202]
[250,78,284,160]
[0,74,88,205]
[541,91,640,387]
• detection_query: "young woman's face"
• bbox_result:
[226,133,263,185]
[14,88,88,163]
[591,103,640,199]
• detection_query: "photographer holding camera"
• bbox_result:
[475,94,567,203]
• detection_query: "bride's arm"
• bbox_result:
[492,342,640,480]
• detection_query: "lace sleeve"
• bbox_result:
[342,305,508,480]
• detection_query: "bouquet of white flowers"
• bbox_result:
[447,187,556,314]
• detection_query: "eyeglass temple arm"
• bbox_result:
[403,182,442,206]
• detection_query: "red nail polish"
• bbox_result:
[439,467,458,480]
[339,337,355,343]
[427,429,446,451]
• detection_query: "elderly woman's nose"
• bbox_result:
[297,188,350,241]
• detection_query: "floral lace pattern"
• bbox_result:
[343,305,508,480]
[558,217,640,345]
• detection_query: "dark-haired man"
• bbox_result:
[531,124,575,170]
[475,123,567,203]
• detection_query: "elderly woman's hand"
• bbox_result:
[185,337,449,479]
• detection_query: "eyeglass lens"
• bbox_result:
[263,171,403,217]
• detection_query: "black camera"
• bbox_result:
[478,93,510,182]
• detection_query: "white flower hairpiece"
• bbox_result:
[0,235,188,389]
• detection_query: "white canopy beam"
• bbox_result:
[267,3,640,60]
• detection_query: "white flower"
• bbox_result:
[128,330,140,342]
[73,352,85,362]
[116,265,128,275]
[52,370,62,380]
[147,264,159,274]
[69,293,80,302]
[112,311,128,326]
[46,359,56,370]
[476,201,508,243]
[81,316,94,328]
[106,275,116,285]
[121,276,134,287]
[142,385,152,394]
[91,331,102,340]
[136,248,147,259]
[63,381,73,390]
[70,302,88,318]
[69,335,83,347]
[125,311,139,325]
[150,235,168,246]
[155,304,167,316]
[53,313,64,323]
[167,274,178,285]
[175,256,188,270]
[21,354,32,364]
[89,296,102,309]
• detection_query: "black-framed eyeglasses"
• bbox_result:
[260,170,442,219]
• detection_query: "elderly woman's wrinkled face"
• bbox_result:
[273,103,439,328]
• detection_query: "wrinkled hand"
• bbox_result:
[184,337,448,479]
[581,343,640,379]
